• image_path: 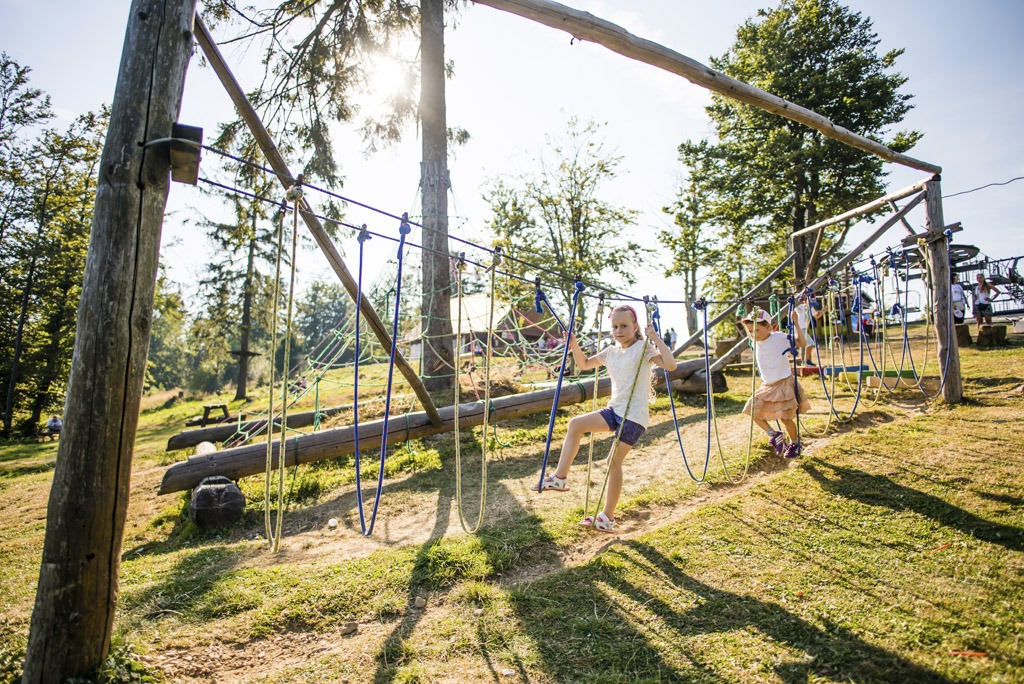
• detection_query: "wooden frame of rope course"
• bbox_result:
[24,1,963,677]
[469,0,960,404]
[708,191,935,370]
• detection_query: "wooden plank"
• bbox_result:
[471,0,941,175]
[193,17,443,428]
[168,403,355,450]
[160,377,611,494]
[22,0,198,679]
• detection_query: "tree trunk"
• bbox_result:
[235,232,256,400]
[419,0,454,391]
[21,0,196,678]
[3,252,36,434]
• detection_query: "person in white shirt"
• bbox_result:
[950,273,966,324]
[539,305,676,533]
[973,273,1001,327]
[795,294,824,364]
[741,309,811,459]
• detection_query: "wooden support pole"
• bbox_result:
[709,193,926,373]
[194,17,443,427]
[161,377,610,494]
[923,178,963,403]
[471,0,941,175]
[888,200,918,236]
[22,0,198,679]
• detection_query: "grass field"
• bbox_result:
[1,326,1022,683]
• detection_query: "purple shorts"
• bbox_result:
[599,407,646,446]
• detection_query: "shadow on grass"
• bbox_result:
[502,539,963,683]
[804,461,1024,553]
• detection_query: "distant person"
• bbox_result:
[950,273,966,324]
[662,330,672,348]
[973,273,1001,327]
[795,294,824,365]
[45,415,62,441]
[668,327,678,348]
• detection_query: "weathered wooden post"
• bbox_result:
[923,176,963,403]
[22,0,197,679]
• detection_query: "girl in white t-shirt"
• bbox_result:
[539,305,677,532]
[741,308,811,459]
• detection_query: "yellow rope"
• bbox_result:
[264,201,286,550]
[453,253,495,533]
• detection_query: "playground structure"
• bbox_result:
[21,0,964,679]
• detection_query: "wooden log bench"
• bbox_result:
[954,324,972,348]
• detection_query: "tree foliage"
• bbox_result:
[484,118,647,325]
[678,0,921,289]
[0,56,106,434]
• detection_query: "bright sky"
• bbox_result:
[3,0,1023,328]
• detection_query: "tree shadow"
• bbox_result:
[804,461,1024,552]
[503,539,964,683]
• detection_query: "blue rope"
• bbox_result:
[652,296,716,482]
[353,216,410,536]
[535,279,585,491]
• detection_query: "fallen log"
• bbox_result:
[160,377,610,494]
[167,403,355,451]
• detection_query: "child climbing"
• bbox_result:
[539,305,676,533]
[741,308,811,459]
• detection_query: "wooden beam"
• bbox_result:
[790,177,932,240]
[193,17,443,427]
[22,0,198,679]
[923,180,963,403]
[888,200,919,236]
[160,377,611,494]
[470,0,941,175]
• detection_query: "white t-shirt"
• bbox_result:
[795,303,818,347]
[951,283,965,303]
[753,331,795,383]
[595,340,658,427]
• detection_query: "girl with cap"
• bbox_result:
[741,308,811,458]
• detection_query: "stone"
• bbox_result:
[327,518,338,529]
[341,622,358,636]
[414,596,427,609]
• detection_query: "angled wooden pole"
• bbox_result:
[22,0,198,679]
[194,17,443,427]
[671,253,797,356]
[471,0,941,175]
[790,177,932,240]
